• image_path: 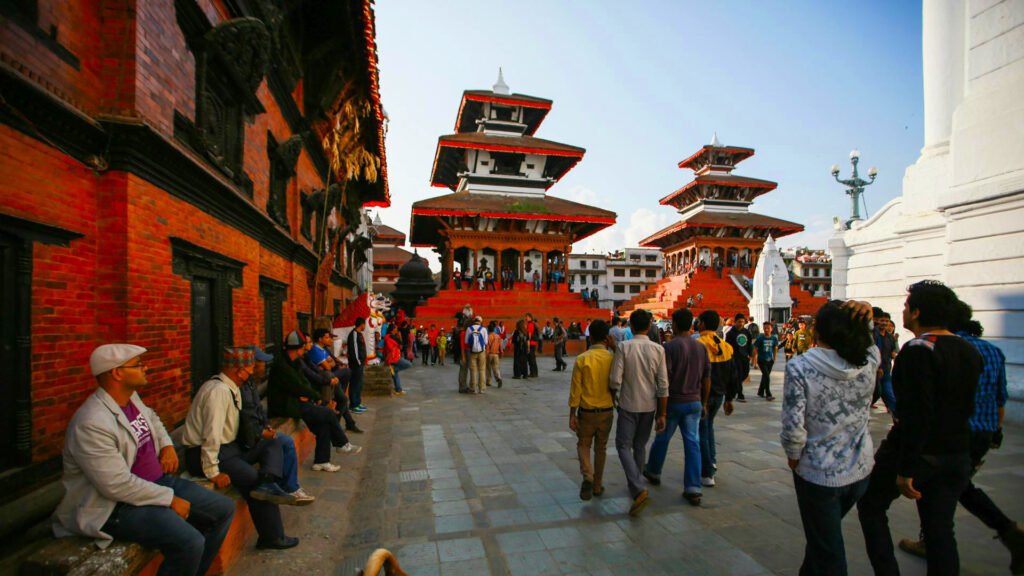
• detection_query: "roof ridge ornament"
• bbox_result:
[709,132,721,147]
[493,67,510,95]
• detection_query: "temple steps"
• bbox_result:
[411,282,609,326]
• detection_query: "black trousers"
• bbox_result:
[330,384,357,429]
[527,348,538,377]
[734,356,750,399]
[513,349,528,378]
[299,402,349,464]
[757,360,774,397]
[186,442,284,543]
[857,440,971,576]
[794,473,869,576]
[554,342,566,370]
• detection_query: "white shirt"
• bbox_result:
[182,373,242,478]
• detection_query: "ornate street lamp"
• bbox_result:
[831,149,878,229]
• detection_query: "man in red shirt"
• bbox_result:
[525,313,540,378]
[428,324,440,366]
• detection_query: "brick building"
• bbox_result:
[0,0,388,501]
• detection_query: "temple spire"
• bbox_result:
[493,67,510,95]
[710,132,721,147]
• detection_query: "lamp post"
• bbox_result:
[831,149,878,229]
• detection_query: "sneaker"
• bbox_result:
[642,468,661,486]
[998,522,1024,575]
[580,479,593,501]
[336,443,362,455]
[712,463,717,471]
[737,396,747,403]
[289,488,316,505]
[311,462,341,472]
[683,492,702,507]
[393,390,407,396]
[701,476,716,487]
[250,482,298,505]
[629,490,650,517]
[352,405,368,413]
[898,538,926,558]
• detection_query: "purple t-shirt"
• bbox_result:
[664,335,710,404]
[121,402,164,482]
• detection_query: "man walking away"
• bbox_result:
[696,310,739,488]
[857,281,981,576]
[753,322,780,400]
[643,308,709,506]
[485,321,504,388]
[610,310,669,516]
[568,320,616,501]
[54,344,235,575]
[897,300,1024,574]
[465,316,488,393]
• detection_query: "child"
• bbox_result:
[436,330,448,366]
[783,331,796,361]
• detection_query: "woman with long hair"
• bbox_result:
[511,319,529,379]
[780,300,879,576]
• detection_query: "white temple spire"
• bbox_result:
[710,132,721,147]
[493,67,510,95]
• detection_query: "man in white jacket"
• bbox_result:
[53,344,235,576]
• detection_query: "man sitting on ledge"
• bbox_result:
[53,344,235,576]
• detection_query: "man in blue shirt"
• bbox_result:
[899,301,1023,572]
[752,322,779,400]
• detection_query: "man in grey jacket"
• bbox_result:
[53,344,235,576]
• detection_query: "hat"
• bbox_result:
[222,347,255,367]
[283,330,306,350]
[90,344,147,376]
[246,345,273,362]
[307,345,328,366]
[473,315,482,323]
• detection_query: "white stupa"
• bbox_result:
[748,236,793,324]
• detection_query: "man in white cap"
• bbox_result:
[53,344,235,576]
[183,347,312,550]
[465,316,488,393]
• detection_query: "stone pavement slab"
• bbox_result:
[228,352,1024,575]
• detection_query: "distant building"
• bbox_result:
[568,253,609,308]
[791,249,832,297]
[369,212,414,294]
[607,248,664,311]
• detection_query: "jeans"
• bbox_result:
[276,433,300,493]
[793,473,870,576]
[615,409,655,498]
[857,439,971,576]
[348,364,364,408]
[299,401,349,464]
[392,358,411,392]
[879,372,896,416]
[101,474,234,576]
[757,360,774,397]
[699,393,724,478]
[645,401,703,494]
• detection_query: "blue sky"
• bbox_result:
[373,0,923,264]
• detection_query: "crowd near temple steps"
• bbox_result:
[1,1,1023,575]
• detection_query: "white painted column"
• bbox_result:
[922,0,965,151]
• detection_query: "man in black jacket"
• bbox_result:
[347,318,368,413]
[725,314,753,402]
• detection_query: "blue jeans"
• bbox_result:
[794,473,869,576]
[645,401,703,494]
[101,474,235,576]
[699,393,724,478]
[392,358,411,391]
[879,372,896,416]
[276,433,300,493]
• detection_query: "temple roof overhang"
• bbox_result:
[455,90,552,135]
[371,223,406,244]
[678,145,755,171]
[373,245,414,263]
[659,174,778,209]
[409,192,615,247]
[640,211,803,248]
[429,133,585,190]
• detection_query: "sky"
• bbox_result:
[372,0,923,267]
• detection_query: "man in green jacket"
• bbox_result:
[268,330,361,473]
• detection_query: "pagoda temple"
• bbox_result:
[408,71,615,327]
[620,135,820,320]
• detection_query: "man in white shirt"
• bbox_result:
[465,316,489,393]
[183,347,306,550]
[610,310,669,516]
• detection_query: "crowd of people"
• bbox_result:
[449,264,566,292]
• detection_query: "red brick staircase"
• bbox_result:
[790,284,829,318]
[411,282,609,328]
[619,269,751,320]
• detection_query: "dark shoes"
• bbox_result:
[250,482,298,506]
[580,479,593,501]
[592,486,604,497]
[898,538,926,558]
[346,425,365,434]
[999,522,1024,575]
[256,536,299,550]
[642,469,661,486]
[497,379,503,388]
[683,492,702,506]
[629,490,650,517]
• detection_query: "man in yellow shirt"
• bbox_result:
[568,320,616,501]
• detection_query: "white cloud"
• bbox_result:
[777,214,836,250]
[572,207,676,255]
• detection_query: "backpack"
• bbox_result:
[699,333,739,399]
[469,326,486,353]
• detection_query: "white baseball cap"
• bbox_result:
[90,344,147,376]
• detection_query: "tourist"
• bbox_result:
[568,320,616,501]
[310,330,361,433]
[748,317,760,340]
[609,317,625,343]
[462,302,474,320]
[581,287,590,303]
[485,321,504,388]
[542,320,554,342]
[417,325,430,366]
[53,344,235,576]
[453,268,462,290]
[525,313,540,377]
[436,329,448,366]
[643,308,709,506]
[532,270,541,291]
[241,346,313,502]
[696,310,739,487]
[484,267,496,291]
[898,300,1024,571]
[753,322,780,400]
[465,316,488,393]
[269,330,361,473]
[697,292,704,304]
[857,281,981,576]
[552,318,568,371]
[622,318,634,340]
[384,330,410,395]
[184,348,308,551]
[793,320,811,356]
[725,314,753,402]
[609,310,669,516]
[457,322,471,393]
[346,318,369,412]
[872,311,898,413]
[512,319,530,379]
[781,300,878,575]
